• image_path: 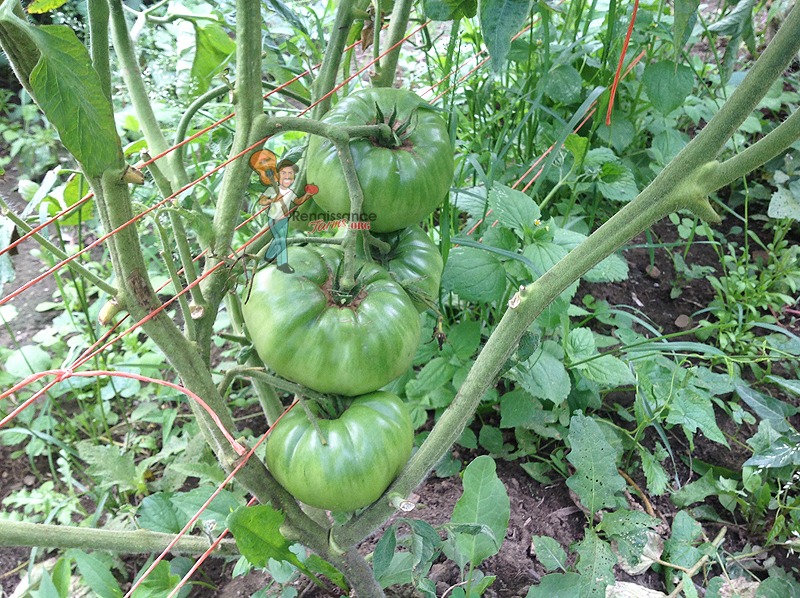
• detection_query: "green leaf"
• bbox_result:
[227,505,301,569]
[564,133,590,164]
[671,470,718,507]
[525,573,583,597]
[642,61,695,115]
[442,247,507,303]
[447,320,482,360]
[667,388,728,446]
[264,0,309,35]
[544,64,583,105]
[597,510,659,569]
[583,253,629,283]
[744,435,800,468]
[76,441,140,493]
[530,535,567,572]
[171,487,241,527]
[49,174,93,225]
[512,340,571,404]
[480,0,532,71]
[51,557,71,598]
[28,25,121,177]
[191,23,236,96]
[499,389,542,428]
[445,455,510,568]
[638,447,669,496]
[566,414,626,514]
[372,526,397,583]
[131,561,181,598]
[423,0,477,20]
[26,0,68,14]
[488,184,541,236]
[5,345,51,378]
[71,550,123,598]
[673,0,700,59]
[37,569,61,598]
[736,382,798,434]
[137,493,185,534]
[664,511,702,570]
[575,529,616,598]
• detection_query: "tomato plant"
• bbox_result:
[242,245,421,396]
[265,391,413,512]
[360,225,443,311]
[307,88,454,232]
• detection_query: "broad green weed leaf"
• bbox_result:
[191,22,235,96]
[480,0,532,71]
[487,183,541,236]
[372,526,397,583]
[5,345,51,378]
[530,535,567,572]
[597,510,660,571]
[137,493,184,534]
[28,25,121,177]
[512,340,570,404]
[49,174,93,225]
[671,470,718,507]
[499,389,544,428]
[667,388,728,446]
[664,511,702,569]
[575,529,616,598]
[424,0,477,20]
[642,61,695,115]
[735,382,797,434]
[442,247,506,303]
[673,0,700,58]
[744,435,800,468]
[544,64,583,104]
[50,557,71,598]
[766,376,800,398]
[638,446,669,496]
[446,455,510,568]
[71,550,123,598]
[36,569,61,598]
[525,573,583,597]
[131,561,181,598]
[170,487,241,526]
[227,505,300,568]
[566,414,626,514]
[447,320,482,360]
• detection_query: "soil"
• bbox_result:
[1,158,798,596]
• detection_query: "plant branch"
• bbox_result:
[88,0,111,100]
[711,107,800,190]
[108,0,187,188]
[371,0,414,87]
[0,520,238,555]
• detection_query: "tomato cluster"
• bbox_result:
[242,88,451,511]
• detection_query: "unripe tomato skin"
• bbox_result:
[266,392,414,512]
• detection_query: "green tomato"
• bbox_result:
[266,391,413,512]
[242,245,420,396]
[360,225,443,312]
[306,88,454,233]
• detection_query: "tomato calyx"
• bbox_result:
[370,102,416,150]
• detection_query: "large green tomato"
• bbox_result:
[306,88,453,233]
[359,225,443,312]
[266,391,413,512]
[242,245,420,396]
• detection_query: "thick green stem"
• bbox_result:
[334,4,800,547]
[88,0,111,100]
[154,218,195,337]
[311,0,361,118]
[0,520,237,555]
[107,0,186,188]
[371,0,414,87]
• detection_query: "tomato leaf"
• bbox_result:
[227,505,299,569]
[191,22,235,96]
[27,25,121,178]
[131,561,182,598]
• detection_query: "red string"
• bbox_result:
[606,0,640,126]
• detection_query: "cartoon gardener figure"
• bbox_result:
[249,150,317,274]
